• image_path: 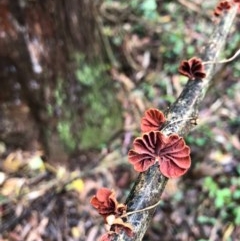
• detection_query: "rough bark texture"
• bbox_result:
[0,0,117,163]
[113,6,239,241]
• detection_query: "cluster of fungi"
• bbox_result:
[91,108,193,240]
[214,0,240,17]
[90,58,203,240]
[90,1,240,240]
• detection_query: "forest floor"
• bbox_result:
[1,1,240,241]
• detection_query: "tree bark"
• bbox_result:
[0,0,120,163]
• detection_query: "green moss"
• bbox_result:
[74,54,122,149]
[57,121,76,151]
[45,53,122,152]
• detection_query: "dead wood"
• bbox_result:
[112,5,239,241]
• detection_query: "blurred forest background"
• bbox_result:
[0,0,240,240]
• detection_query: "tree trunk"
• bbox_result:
[0,0,121,163]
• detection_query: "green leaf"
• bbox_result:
[233,190,240,200]
[141,0,157,12]
[215,188,231,208]
[234,207,240,225]
[66,179,84,193]
[197,215,216,225]
[204,177,218,197]
[195,137,207,147]
[140,0,158,19]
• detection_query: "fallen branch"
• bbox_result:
[112,4,239,241]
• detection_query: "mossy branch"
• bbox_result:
[113,5,239,241]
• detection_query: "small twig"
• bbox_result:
[96,16,120,68]
[203,48,240,65]
[121,199,163,218]
[177,0,201,13]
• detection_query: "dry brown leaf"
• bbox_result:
[2,151,27,173]
[1,177,25,197]
[209,150,232,165]
[223,223,234,241]
[111,68,135,91]
[162,178,179,198]
[2,150,44,174]
[231,135,240,150]
[0,171,6,185]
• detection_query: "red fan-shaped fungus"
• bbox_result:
[158,134,191,178]
[214,1,232,16]
[90,188,127,219]
[141,108,166,133]
[178,57,206,80]
[91,188,133,239]
[128,131,191,178]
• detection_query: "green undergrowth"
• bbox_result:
[203,170,240,225]
[186,125,213,147]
